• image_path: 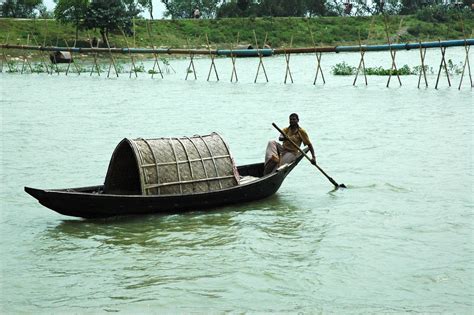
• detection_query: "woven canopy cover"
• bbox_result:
[103,133,239,195]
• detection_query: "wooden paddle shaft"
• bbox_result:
[272,122,341,188]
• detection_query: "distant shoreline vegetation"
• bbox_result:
[0,10,472,53]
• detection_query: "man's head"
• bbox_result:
[289,113,299,127]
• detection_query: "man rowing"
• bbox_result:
[264,113,317,175]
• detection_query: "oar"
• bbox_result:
[272,123,346,189]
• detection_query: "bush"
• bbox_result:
[332,62,355,75]
[332,63,428,75]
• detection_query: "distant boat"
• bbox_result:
[49,51,73,64]
[25,134,306,218]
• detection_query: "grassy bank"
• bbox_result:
[0,15,472,51]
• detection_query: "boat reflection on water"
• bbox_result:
[43,194,304,250]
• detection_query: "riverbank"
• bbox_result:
[0,15,472,51]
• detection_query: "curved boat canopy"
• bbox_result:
[103,133,239,196]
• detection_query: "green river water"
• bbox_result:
[1,47,473,313]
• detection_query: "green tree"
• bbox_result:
[82,0,140,44]
[54,0,89,41]
[161,0,220,19]
[1,0,43,18]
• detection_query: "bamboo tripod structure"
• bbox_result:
[120,28,139,78]
[353,30,368,86]
[185,38,197,80]
[50,36,62,75]
[88,34,101,76]
[284,36,294,84]
[417,41,428,88]
[230,33,239,83]
[384,15,402,87]
[147,21,164,79]
[31,33,51,75]
[458,39,472,89]
[1,34,12,73]
[458,18,473,89]
[105,34,119,78]
[254,30,269,83]
[310,30,325,85]
[353,17,375,86]
[435,39,451,89]
[20,35,34,74]
[206,34,219,81]
[64,39,81,76]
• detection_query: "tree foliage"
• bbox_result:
[54,0,89,40]
[1,0,43,18]
[81,0,141,44]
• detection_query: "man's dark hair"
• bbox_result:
[289,113,299,120]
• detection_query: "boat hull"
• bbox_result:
[25,155,304,218]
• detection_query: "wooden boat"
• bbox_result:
[24,153,305,219]
[49,51,73,64]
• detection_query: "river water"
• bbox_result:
[1,47,472,313]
